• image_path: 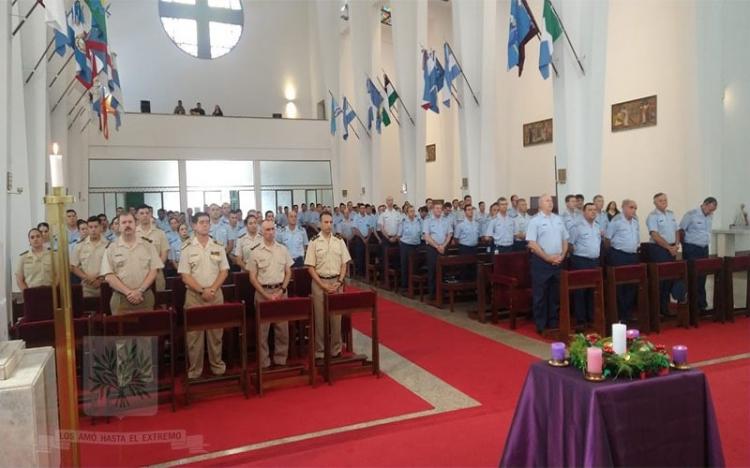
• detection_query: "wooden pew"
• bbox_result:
[480,252,532,326]
[723,255,750,321]
[408,247,428,301]
[559,268,606,339]
[435,254,481,312]
[687,257,724,324]
[606,264,650,332]
[648,261,690,332]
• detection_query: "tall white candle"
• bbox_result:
[49,143,64,187]
[612,323,627,355]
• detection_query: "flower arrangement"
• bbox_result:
[569,333,670,379]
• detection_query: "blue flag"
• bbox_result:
[366,78,384,108]
[421,49,440,113]
[342,97,356,141]
[508,0,539,76]
[366,78,385,134]
[443,43,460,107]
[329,96,341,135]
[434,57,447,110]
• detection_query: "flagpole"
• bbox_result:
[327,89,360,140]
[443,42,480,106]
[25,38,55,84]
[548,2,585,75]
[68,106,85,130]
[48,53,74,88]
[380,69,415,126]
[68,89,87,116]
[11,0,41,36]
[372,75,401,127]
[435,57,463,109]
[50,76,76,113]
[524,7,559,78]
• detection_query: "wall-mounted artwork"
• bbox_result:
[426,143,436,162]
[612,95,657,132]
[523,118,553,146]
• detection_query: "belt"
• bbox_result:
[612,248,638,255]
[319,275,339,280]
[572,254,599,261]
[261,283,283,289]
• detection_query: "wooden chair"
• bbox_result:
[183,302,248,404]
[381,245,401,291]
[21,286,54,322]
[100,309,177,411]
[233,270,257,359]
[322,290,380,384]
[435,254,479,312]
[648,261,690,332]
[687,257,724,324]
[408,248,428,301]
[605,264,650,332]
[559,268,606,339]
[254,297,315,395]
[484,252,532,327]
[13,316,92,349]
[723,255,750,321]
[289,267,313,358]
[364,238,381,285]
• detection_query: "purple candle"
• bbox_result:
[551,342,566,361]
[672,345,688,365]
[626,329,640,340]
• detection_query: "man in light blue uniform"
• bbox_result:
[423,203,453,300]
[569,203,602,326]
[605,199,640,321]
[513,198,531,251]
[351,204,371,277]
[560,194,583,234]
[308,207,321,230]
[679,197,717,312]
[299,204,310,227]
[593,194,609,236]
[336,207,355,242]
[483,197,514,253]
[508,195,519,218]
[208,204,230,252]
[398,205,423,290]
[646,192,685,316]
[276,206,288,228]
[526,194,568,334]
[454,204,480,281]
[279,210,309,267]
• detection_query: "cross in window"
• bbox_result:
[159,0,243,59]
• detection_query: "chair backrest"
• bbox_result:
[408,248,427,276]
[233,271,255,306]
[16,317,90,348]
[291,267,312,298]
[562,268,603,289]
[609,263,648,283]
[256,297,313,322]
[183,302,245,331]
[171,277,187,315]
[726,254,750,272]
[101,309,174,337]
[71,284,88,318]
[493,252,531,289]
[165,276,179,291]
[653,260,687,280]
[22,286,54,322]
[691,257,723,274]
[100,282,114,315]
[437,254,477,267]
[326,290,377,313]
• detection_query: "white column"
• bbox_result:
[390,0,427,204]
[0,0,11,339]
[552,0,609,199]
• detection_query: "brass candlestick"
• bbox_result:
[44,186,80,467]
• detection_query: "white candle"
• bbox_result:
[49,143,64,187]
[612,323,627,355]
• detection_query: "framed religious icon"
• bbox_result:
[612,95,657,132]
[523,118,553,146]
[426,143,436,162]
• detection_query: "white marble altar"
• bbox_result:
[711,228,750,256]
[0,346,60,467]
[0,340,25,380]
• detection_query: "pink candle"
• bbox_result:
[587,347,603,375]
[626,329,640,340]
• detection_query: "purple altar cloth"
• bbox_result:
[500,361,725,467]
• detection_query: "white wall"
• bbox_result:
[108,0,314,117]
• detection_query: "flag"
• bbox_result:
[381,107,391,127]
[384,74,398,109]
[107,52,124,130]
[435,57,449,109]
[507,0,539,76]
[539,0,562,79]
[421,49,441,113]
[367,106,374,131]
[44,0,68,36]
[443,43,460,107]
[70,0,94,88]
[85,0,109,81]
[342,97,356,141]
[366,78,384,109]
[366,78,385,134]
[329,96,341,135]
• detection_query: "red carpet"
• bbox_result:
[78,374,432,466]
[704,358,750,467]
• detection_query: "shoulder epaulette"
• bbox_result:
[19,250,28,256]
[181,240,190,249]
[76,238,85,244]
[334,233,343,239]
[141,236,153,243]
[214,240,224,247]
[250,243,260,251]
[238,233,246,238]
[310,233,320,241]
[105,241,111,249]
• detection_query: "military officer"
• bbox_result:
[526,194,569,334]
[15,228,52,290]
[136,204,169,291]
[646,192,685,316]
[679,197,717,312]
[605,199,641,321]
[336,207,355,242]
[568,203,602,326]
[65,209,80,250]
[483,197,515,253]
[454,205,480,255]
[351,204,371,277]
[279,210,308,267]
[178,211,230,379]
[247,220,293,368]
[561,194,583,234]
[70,216,108,298]
[232,214,262,270]
[593,194,609,235]
[208,204,231,253]
[513,198,531,251]
[378,196,402,274]
[423,203,453,300]
[305,212,351,359]
[100,212,163,314]
[508,195,519,218]
[168,223,191,271]
[398,205,422,290]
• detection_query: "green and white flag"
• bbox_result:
[381,107,391,127]
[384,73,399,108]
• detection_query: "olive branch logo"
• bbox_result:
[89,340,154,409]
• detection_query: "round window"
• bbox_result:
[159,0,243,59]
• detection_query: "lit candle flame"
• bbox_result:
[52,142,59,155]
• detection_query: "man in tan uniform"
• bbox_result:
[70,216,108,298]
[101,212,163,314]
[304,211,351,359]
[15,228,53,290]
[178,211,230,380]
[247,219,293,368]
[136,204,169,291]
[231,214,262,270]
